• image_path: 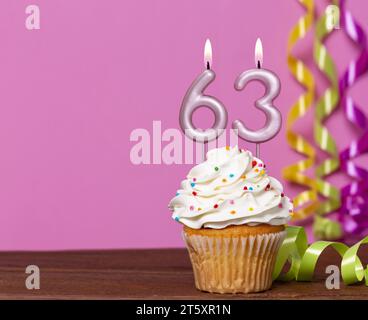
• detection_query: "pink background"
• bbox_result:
[0,0,367,250]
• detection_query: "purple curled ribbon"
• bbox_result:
[338,0,368,241]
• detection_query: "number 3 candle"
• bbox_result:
[179,39,228,143]
[233,38,282,157]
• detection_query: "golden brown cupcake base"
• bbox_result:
[183,224,286,294]
[183,223,285,237]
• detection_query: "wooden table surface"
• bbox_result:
[0,248,367,300]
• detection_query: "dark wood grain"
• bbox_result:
[0,247,367,299]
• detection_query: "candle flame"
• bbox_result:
[255,38,263,68]
[204,39,212,69]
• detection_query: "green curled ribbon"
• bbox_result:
[313,1,341,239]
[273,226,368,286]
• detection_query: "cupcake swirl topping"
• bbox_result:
[169,146,293,229]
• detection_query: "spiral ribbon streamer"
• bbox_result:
[273,226,368,286]
[312,2,341,238]
[283,0,319,221]
[338,0,368,239]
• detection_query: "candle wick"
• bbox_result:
[257,60,261,69]
[206,61,210,70]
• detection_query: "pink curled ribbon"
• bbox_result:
[338,0,368,241]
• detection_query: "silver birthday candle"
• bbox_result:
[179,39,228,143]
[232,38,282,157]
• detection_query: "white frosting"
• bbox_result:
[169,146,292,229]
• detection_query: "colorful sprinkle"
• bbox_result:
[241,175,247,179]
[249,187,253,191]
[230,210,236,214]
[174,217,179,221]
[192,191,197,196]
[189,206,194,211]
[252,160,257,168]
[198,207,202,211]
[214,166,219,171]
[176,192,180,196]
[222,178,227,183]
[258,163,263,167]
[248,207,254,211]
[255,168,259,173]
[229,173,234,178]
[193,178,197,182]
[226,146,230,151]
[243,186,248,190]
[214,204,218,209]
[230,200,234,205]
[278,203,283,208]
[190,182,196,187]
[281,193,285,197]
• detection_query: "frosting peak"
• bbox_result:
[169,146,292,229]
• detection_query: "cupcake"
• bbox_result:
[168,146,293,294]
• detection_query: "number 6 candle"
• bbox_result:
[233,38,282,157]
[179,39,228,143]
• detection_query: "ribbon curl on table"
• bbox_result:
[337,0,368,240]
[283,0,319,221]
[273,226,368,286]
[312,2,341,239]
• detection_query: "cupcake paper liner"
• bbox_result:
[183,230,286,294]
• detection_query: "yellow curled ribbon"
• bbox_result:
[283,0,319,221]
[273,226,368,286]
[313,1,341,239]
